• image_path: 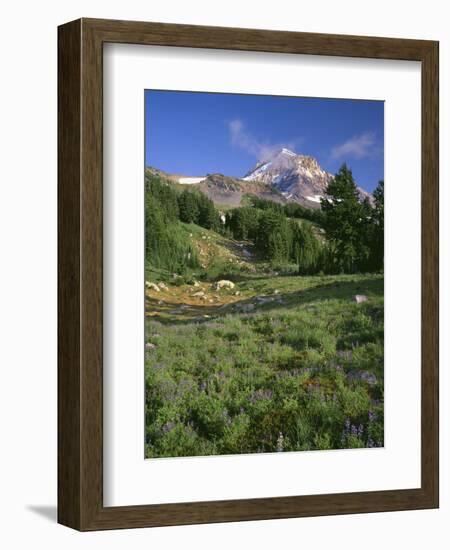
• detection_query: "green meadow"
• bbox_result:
[144,170,384,458]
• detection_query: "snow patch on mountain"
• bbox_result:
[306,195,324,203]
[242,162,271,181]
[178,177,206,185]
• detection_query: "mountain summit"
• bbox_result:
[147,148,372,209]
[243,148,370,206]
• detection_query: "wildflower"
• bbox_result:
[249,389,273,403]
[341,418,351,444]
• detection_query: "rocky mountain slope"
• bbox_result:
[196,173,286,207]
[243,148,371,207]
[147,148,372,209]
[145,167,286,208]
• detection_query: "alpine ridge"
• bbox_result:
[242,148,371,206]
[147,148,372,209]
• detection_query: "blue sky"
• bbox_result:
[145,90,384,193]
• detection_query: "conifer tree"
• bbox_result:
[320,164,370,272]
[371,179,384,270]
[178,190,200,224]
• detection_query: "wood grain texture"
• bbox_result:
[420,41,439,505]
[57,19,82,530]
[57,18,439,531]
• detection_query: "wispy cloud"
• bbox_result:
[228,119,300,161]
[331,132,377,160]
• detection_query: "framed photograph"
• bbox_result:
[58,18,439,530]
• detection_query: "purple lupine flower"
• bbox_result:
[152,363,165,370]
[249,389,273,404]
[368,410,377,423]
[347,370,377,386]
[360,371,377,385]
[341,418,351,444]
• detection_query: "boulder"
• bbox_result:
[158,282,168,291]
[354,295,368,304]
[214,280,235,290]
[145,281,160,292]
[192,291,206,298]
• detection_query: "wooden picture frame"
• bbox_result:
[58,18,439,531]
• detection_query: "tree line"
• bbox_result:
[249,196,325,225]
[145,174,199,273]
[225,206,325,274]
[225,164,384,274]
[145,165,384,276]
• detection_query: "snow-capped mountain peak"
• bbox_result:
[243,149,332,206]
[243,149,371,207]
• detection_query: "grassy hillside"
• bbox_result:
[145,227,384,457]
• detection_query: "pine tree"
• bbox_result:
[320,164,371,273]
[197,192,220,230]
[256,210,292,262]
[371,180,384,270]
[226,207,260,240]
[292,221,323,274]
[178,190,200,224]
